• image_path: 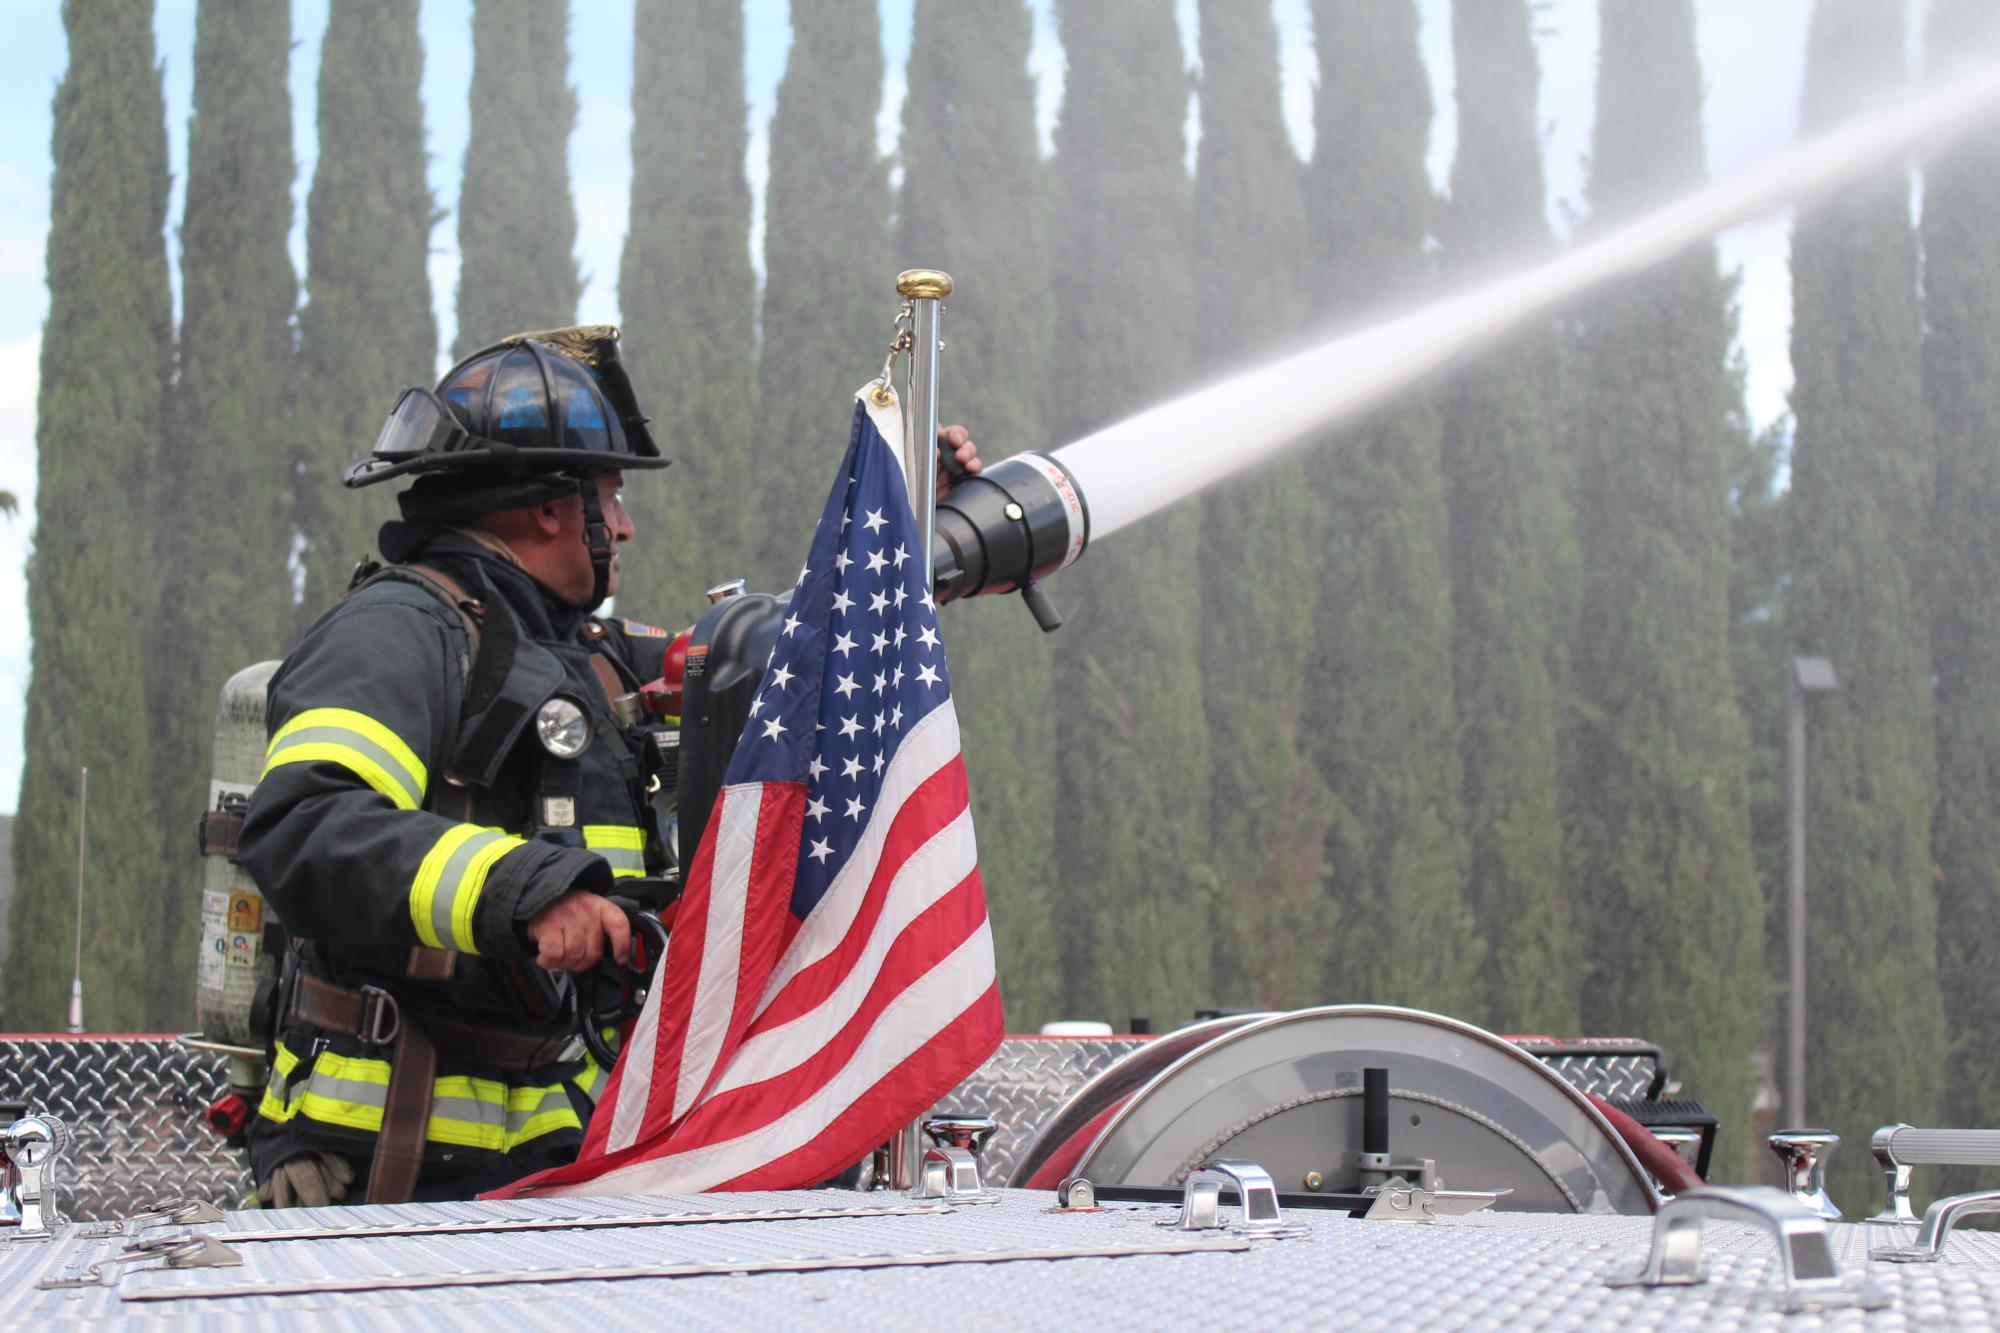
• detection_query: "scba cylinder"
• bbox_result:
[193,661,281,1093]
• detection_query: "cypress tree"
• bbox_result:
[1196,0,1328,1012]
[148,0,301,1016]
[1569,0,1764,1177]
[6,0,174,1027]
[1924,0,2000,1154]
[292,0,438,614]
[615,0,758,625]
[753,0,890,590]
[895,0,1061,1024]
[1046,0,1208,1025]
[1786,0,1942,1206]
[1435,0,1576,1032]
[453,0,580,358]
[1293,1,1474,1013]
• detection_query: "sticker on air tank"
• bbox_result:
[199,890,229,990]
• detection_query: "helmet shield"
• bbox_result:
[369,386,471,462]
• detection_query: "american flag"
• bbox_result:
[494,390,1002,1197]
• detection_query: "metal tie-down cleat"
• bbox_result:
[1605,1185,1887,1313]
[1766,1129,1841,1220]
[908,1114,1001,1204]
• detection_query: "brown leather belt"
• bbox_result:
[288,973,580,1204]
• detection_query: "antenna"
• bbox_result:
[67,765,85,1035]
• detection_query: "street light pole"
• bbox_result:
[1786,657,1837,1128]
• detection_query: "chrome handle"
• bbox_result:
[1605,1185,1885,1313]
[1162,1160,1306,1238]
[1872,1188,2000,1263]
[1868,1123,2000,1224]
[1766,1129,1841,1220]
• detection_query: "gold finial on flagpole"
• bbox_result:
[896,269,954,301]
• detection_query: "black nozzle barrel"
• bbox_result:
[930,452,1090,606]
[1363,1067,1389,1157]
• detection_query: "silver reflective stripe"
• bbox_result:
[427,829,514,951]
[265,725,425,809]
[592,845,645,877]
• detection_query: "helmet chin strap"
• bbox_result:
[578,477,613,609]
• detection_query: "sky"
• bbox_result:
[0,0,1923,813]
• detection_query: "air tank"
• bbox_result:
[191,661,281,1098]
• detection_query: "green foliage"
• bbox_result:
[896,0,1061,1027]
[615,0,758,625]
[1786,0,1942,1209]
[1296,0,1474,1015]
[1046,0,1208,1027]
[6,0,174,1027]
[292,0,438,615]
[148,0,301,1026]
[1923,0,2000,1170]
[453,0,580,358]
[752,0,890,590]
[1569,0,1765,1179]
[1434,0,1576,1033]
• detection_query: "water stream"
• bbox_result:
[1051,62,2000,540]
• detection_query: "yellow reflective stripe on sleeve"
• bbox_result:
[410,825,524,953]
[264,707,429,810]
[583,824,646,878]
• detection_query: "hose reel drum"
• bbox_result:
[1014,1006,1661,1216]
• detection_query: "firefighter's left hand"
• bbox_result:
[937,424,982,497]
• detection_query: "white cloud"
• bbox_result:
[0,222,48,284]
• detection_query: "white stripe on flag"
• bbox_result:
[710,805,978,1098]
[671,781,764,1122]
[558,917,997,1196]
[602,925,670,1152]
[757,702,962,1006]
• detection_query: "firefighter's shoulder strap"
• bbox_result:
[343,561,495,986]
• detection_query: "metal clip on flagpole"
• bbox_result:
[895,269,952,593]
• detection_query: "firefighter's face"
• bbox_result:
[546,471,634,606]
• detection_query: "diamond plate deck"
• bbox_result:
[1,1033,1665,1221]
[0,1037,251,1220]
[4,1187,1999,1328]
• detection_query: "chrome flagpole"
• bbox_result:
[895,269,952,591]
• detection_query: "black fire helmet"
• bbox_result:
[345,325,668,607]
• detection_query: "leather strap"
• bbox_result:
[289,972,567,1068]
[368,1018,434,1205]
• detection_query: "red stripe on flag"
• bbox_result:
[714,978,1003,1192]
[754,756,971,1031]
[663,869,988,1147]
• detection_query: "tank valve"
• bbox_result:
[204,1094,251,1140]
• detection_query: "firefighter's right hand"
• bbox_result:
[526,890,633,972]
[257,1151,355,1210]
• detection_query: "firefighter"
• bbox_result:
[239,325,978,1205]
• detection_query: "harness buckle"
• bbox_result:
[356,986,401,1047]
